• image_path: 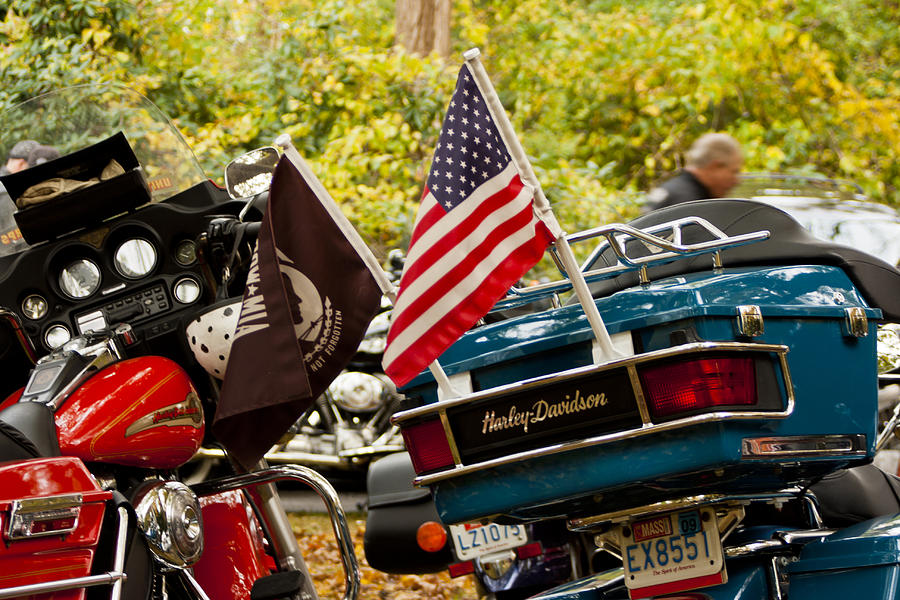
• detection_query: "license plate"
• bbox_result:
[618,508,726,599]
[449,522,528,561]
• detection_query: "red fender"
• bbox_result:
[192,490,274,599]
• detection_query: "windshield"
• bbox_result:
[0,84,207,257]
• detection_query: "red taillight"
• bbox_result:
[640,356,757,419]
[448,560,475,578]
[402,419,455,474]
[515,541,543,559]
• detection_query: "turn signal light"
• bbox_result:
[402,418,455,474]
[640,356,757,420]
[416,521,449,553]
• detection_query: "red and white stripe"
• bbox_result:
[383,162,553,387]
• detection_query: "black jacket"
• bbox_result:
[647,170,711,210]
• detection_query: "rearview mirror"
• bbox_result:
[224,147,280,199]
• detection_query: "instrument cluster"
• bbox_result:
[6,213,210,352]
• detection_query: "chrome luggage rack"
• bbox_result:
[490,216,769,313]
[0,506,129,600]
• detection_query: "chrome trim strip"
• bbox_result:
[625,364,651,425]
[725,540,786,557]
[0,505,129,600]
[402,343,794,486]
[191,465,360,600]
[776,529,835,544]
[439,411,463,467]
[741,434,867,459]
[7,494,83,540]
[394,341,790,422]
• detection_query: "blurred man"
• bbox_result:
[26,144,60,167]
[0,140,40,175]
[647,133,743,209]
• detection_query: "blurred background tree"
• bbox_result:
[1,0,898,257]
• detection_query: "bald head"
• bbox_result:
[685,133,743,198]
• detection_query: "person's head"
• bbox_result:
[27,144,60,167]
[684,133,743,198]
[5,140,40,174]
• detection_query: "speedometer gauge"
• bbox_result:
[59,259,101,298]
[115,239,157,278]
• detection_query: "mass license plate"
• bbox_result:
[449,522,528,561]
[618,508,726,599]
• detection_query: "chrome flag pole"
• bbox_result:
[462,47,622,362]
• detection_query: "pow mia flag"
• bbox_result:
[214,157,383,469]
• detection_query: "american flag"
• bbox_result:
[382,65,555,387]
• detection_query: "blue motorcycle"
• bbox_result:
[371,197,900,599]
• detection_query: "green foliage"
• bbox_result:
[2,0,899,258]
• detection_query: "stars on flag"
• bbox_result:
[425,71,512,212]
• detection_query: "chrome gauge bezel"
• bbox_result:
[173,277,201,304]
[44,324,72,349]
[58,259,102,299]
[21,294,49,320]
[174,240,198,266]
[114,238,158,279]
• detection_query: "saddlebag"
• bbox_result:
[787,512,900,599]
[0,456,114,599]
[364,451,454,574]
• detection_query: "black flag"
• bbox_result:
[214,158,383,469]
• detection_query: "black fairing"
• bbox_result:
[587,199,900,321]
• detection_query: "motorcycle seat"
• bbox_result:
[0,419,42,462]
[0,401,60,460]
[809,462,900,527]
[585,199,900,322]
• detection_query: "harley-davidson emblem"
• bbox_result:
[124,392,203,437]
[447,366,642,465]
[481,390,609,435]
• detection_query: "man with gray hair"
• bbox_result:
[0,140,40,176]
[647,133,743,210]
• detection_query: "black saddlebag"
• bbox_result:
[364,451,454,574]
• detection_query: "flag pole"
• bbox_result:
[275,134,460,397]
[462,48,622,361]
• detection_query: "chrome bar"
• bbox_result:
[178,570,212,600]
[0,573,126,599]
[776,529,835,544]
[395,342,794,486]
[725,540,786,557]
[0,505,129,599]
[110,506,130,600]
[493,217,770,304]
[191,465,360,600]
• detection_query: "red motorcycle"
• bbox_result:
[0,85,359,599]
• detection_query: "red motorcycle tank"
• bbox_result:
[55,356,204,469]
